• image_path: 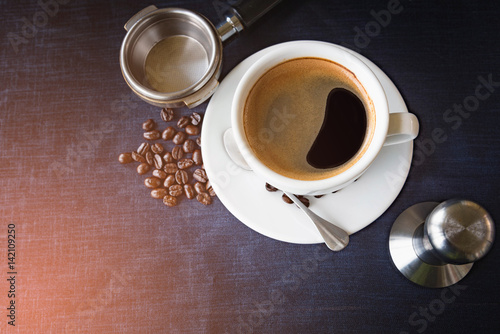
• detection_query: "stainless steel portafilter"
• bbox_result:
[119,0,282,109]
[389,199,495,288]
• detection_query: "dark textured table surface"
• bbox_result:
[1,1,499,333]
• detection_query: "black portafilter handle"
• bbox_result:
[232,0,283,27]
[217,0,283,42]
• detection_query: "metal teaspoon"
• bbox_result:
[223,128,350,251]
[282,191,350,251]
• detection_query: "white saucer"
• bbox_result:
[202,43,413,244]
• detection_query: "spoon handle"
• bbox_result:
[284,192,349,251]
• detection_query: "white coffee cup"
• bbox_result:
[230,41,419,195]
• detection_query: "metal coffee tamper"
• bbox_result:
[389,199,495,288]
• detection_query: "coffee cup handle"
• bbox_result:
[384,112,419,146]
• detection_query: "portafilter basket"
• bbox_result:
[120,1,282,109]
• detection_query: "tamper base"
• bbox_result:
[389,202,473,288]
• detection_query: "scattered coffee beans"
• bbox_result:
[173,131,187,145]
[145,151,154,165]
[265,183,278,192]
[177,158,194,170]
[183,139,196,153]
[265,183,312,208]
[164,175,176,188]
[137,142,150,156]
[177,116,191,128]
[152,169,167,179]
[194,182,205,195]
[118,153,133,164]
[190,112,202,126]
[163,195,177,207]
[143,130,161,141]
[206,181,216,197]
[282,193,293,204]
[196,192,212,205]
[297,195,310,208]
[153,154,164,169]
[151,143,164,154]
[164,163,178,174]
[119,107,213,208]
[184,184,195,199]
[172,146,184,160]
[163,152,174,163]
[192,149,202,165]
[151,188,168,199]
[169,184,183,197]
[185,124,199,136]
[132,151,146,163]
[142,119,155,131]
[193,168,208,183]
[160,108,174,122]
[137,162,151,175]
[144,177,161,189]
[175,170,189,185]
[162,126,176,141]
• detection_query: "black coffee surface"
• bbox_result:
[244,58,373,181]
[307,88,367,169]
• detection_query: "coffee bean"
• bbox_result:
[151,188,168,199]
[119,108,213,210]
[297,195,310,208]
[137,162,151,175]
[162,126,176,141]
[151,143,164,154]
[164,163,178,174]
[206,181,216,197]
[163,152,174,163]
[193,168,208,183]
[118,153,133,164]
[154,154,164,169]
[173,131,187,145]
[177,158,194,170]
[163,195,177,207]
[175,170,189,185]
[132,151,146,163]
[169,184,183,197]
[265,183,278,192]
[145,151,154,165]
[184,184,195,199]
[164,174,176,188]
[282,193,293,204]
[142,119,155,131]
[192,149,203,165]
[185,124,199,136]
[177,116,190,128]
[160,108,174,122]
[183,139,196,153]
[190,112,202,126]
[143,130,161,141]
[194,182,205,195]
[152,169,167,179]
[137,142,150,156]
[172,146,184,160]
[144,177,162,189]
[196,192,212,205]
